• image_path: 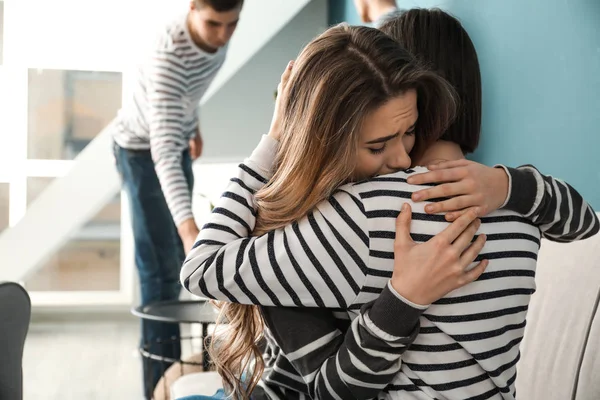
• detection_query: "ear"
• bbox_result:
[189,0,196,11]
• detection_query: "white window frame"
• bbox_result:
[0,0,137,306]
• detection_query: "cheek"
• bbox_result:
[201,24,216,37]
[353,151,384,180]
[404,135,416,154]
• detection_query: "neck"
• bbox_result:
[369,0,398,22]
[414,140,465,166]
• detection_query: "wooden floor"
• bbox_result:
[22,314,204,400]
[23,316,144,400]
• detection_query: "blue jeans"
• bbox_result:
[176,390,227,400]
[114,143,194,399]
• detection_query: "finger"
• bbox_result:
[425,194,478,214]
[445,206,482,222]
[459,234,487,267]
[427,159,470,171]
[437,209,479,244]
[394,203,414,248]
[460,259,489,285]
[276,61,294,101]
[276,82,283,98]
[280,60,294,86]
[407,168,466,188]
[452,219,481,253]
[414,180,471,204]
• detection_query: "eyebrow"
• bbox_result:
[365,124,415,145]
[207,19,239,25]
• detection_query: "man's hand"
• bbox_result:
[178,218,200,255]
[189,131,203,160]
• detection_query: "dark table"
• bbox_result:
[132,299,218,371]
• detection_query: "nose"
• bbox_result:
[386,138,411,172]
[218,27,232,44]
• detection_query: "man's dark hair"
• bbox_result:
[380,8,482,154]
[194,0,244,12]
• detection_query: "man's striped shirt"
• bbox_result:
[113,13,227,225]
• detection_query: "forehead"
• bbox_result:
[197,7,241,23]
[361,90,418,140]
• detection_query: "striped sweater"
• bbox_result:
[112,13,227,226]
[181,136,599,399]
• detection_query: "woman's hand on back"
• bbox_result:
[391,204,488,306]
[407,159,509,221]
[268,60,294,141]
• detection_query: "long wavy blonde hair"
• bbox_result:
[210,23,458,399]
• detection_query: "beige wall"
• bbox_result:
[71,76,121,140]
[27,70,121,160]
[27,69,67,159]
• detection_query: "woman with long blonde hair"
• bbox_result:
[180,22,598,400]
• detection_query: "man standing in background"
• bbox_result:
[354,0,400,25]
[112,0,243,396]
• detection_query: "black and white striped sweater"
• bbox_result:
[181,136,599,399]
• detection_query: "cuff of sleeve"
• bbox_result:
[246,135,279,178]
[366,283,426,338]
[493,165,512,209]
[499,165,540,216]
[387,281,429,310]
[174,210,195,228]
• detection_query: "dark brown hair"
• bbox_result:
[194,0,243,12]
[211,23,457,399]
[380,8,482,154]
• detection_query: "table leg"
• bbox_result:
[202,323,211,371]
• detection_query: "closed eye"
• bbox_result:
[368,144,387,154]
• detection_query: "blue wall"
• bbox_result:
[329,0,600,209]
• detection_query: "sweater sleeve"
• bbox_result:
[180,136,371,309]
[261,282,425,399]
[147,42,196,226]
[498,164,599,241]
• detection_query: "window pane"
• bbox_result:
[27,69,122,160]
[24,177,121,292]
[0,183,8,233]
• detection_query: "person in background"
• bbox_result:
[111,0,243,397]
[354,0,400,26]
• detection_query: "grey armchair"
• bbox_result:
[0,282,31,400]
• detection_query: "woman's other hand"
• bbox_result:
[407,159,509,221]
[268,60,294,141]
